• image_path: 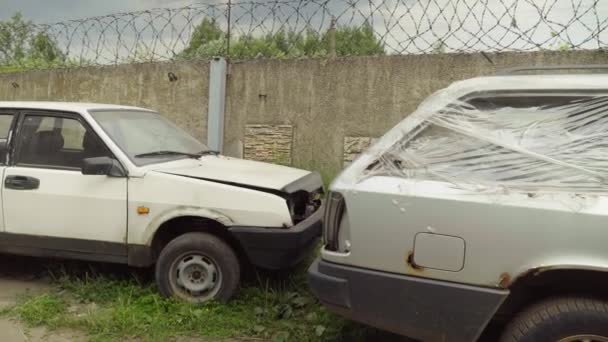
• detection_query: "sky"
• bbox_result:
[1,0,197,22]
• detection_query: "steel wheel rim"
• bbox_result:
[169,252,222,302]
[558,335,608,342]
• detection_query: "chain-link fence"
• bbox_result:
[1,0,607,70]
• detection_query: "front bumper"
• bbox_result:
[228,209,322,270]
[308,258,508,342]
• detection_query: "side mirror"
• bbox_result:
[82,157,126,177]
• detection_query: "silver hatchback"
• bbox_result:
[310,68,608,341]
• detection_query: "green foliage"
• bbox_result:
[0,56,80,73]
[2,265,373,341]
[11,293,67,328]
[29,31,64,61]
[271,144,291,166]
[432,39,446,54]
[0,12,67,71]
[178,18,226,59]
[291,159,339,190]
[556,42,573,51]
[180,18,385,59]
[0,12,31,62]
[327,23,384,57]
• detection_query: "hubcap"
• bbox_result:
[558,335,608,342]
[170,253,222,302]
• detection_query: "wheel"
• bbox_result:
[155,232,240,303]
[499,296,608,342]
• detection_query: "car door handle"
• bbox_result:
[5,175,40,190]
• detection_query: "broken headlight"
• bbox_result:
[287,189,323,224]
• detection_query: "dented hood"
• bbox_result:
[150,155,315,192]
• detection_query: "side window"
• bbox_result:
[369,95,608,193]
[61,118,87,150]
[16,114,110,169]
[0,113,15,164]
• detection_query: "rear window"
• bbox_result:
[365,94,608,194]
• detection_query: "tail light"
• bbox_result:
[323,191,345,251]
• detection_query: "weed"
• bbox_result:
[291,159,340,190]
[11,293,67,328]
[2,260,373,341]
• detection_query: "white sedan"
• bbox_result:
[0,101,323,302]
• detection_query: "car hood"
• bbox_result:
[150,155,316,192]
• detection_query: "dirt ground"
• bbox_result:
[0,255,414,342]
[0,255,274,342]
[0,255,88,342]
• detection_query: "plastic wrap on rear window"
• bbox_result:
[349,81,608,195]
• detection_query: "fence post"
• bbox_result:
[207,57,227,153]
[329,17,337,58]
[226,0,232,58]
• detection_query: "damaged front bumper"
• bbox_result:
[228,208,322,270]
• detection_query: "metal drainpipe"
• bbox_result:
[207,57,227,153]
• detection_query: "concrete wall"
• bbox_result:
[0,61,210,140]
[224,50,608,179]
[1,50,608,180]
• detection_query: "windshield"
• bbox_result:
[90,110,208,165]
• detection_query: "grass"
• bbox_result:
[1,257,382,341]
[10,293,66,328]
[290,160,340,191]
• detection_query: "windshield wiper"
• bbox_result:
[197,150,219,156]
[134,150,203,158]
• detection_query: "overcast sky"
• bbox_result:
[1,0,197,22]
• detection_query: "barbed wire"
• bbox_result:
[2,0,607,69]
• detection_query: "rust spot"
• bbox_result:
[510,267,544,284]
[498,272,511,288]
[406,251,424,271]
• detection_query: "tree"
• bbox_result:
[0,13,31,63]
[326,22,384,56]
[178,18,226,58]
[29,31,65,62]
[179,18,385,59]
[0,12,65,69]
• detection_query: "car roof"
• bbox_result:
[444,74,608,97]
[0,101,154,113]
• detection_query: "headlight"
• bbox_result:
[323,191,345,251]
[287,189,323,224]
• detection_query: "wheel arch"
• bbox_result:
[148,215,248,268]
[141,206,234,245]
[482,265,608,340]
[506,263,608,296]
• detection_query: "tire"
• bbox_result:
[499,296,608,342]
[155,232,240,303]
